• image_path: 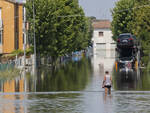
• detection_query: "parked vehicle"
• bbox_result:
[117,33,138,48]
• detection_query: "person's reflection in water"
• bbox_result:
[103,92,113,113]
[103,92,112,104]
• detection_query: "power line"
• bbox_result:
[116,4,150,13]
[58,15,84,18]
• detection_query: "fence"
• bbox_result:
[0,61,15,71]
[0,55,34,72]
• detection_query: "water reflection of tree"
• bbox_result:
[33,58,92,92]
[113,66,150,91]
[113,70,138,90]
[139,69,150,91]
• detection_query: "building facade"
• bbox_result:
[0,0,26,54]
[92,20,116,74]
[92,20,116,57]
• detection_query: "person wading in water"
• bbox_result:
[102,71,112,94]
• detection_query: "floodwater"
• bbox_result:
[0,53,150,113]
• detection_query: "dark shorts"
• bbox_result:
[104,85,111,89]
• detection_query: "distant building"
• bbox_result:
[92,20,116,57]
[92,20,116,74]
[0,0,26,54]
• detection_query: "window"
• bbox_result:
[22,6,26,21]
[0,31,2,44]
[99,32,104,37]
[14,5,19,49]
[96,43,106,57]
[23,33,24,44]
[0,8,1,19]
[0,8,2,44]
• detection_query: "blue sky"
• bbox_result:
[78,0,118,20]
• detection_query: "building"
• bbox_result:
[92,20,116,57]
[92,20,116,74]
[0,0,26,54]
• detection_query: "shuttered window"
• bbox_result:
[99,32,103,37]
[96,43,106,57]
[96,43,106,50]
[0,8,2,44]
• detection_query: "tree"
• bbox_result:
[111,0,150,65]
[111,0,135,40]
[26,0,92,61]
[132,0,150,64]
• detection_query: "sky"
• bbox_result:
[78,0,119,20]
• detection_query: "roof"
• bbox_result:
[92,20,111,29]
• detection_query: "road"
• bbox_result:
[0,53,150,113]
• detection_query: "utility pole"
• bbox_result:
[33,0,37,74]
[23,6,26,72]
[0,9,2,46]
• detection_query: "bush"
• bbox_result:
[11,49,24,55]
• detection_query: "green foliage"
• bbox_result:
[11,49,24,56]
[26,0,92,59]
[111,0,135,40]
[26,47,34,56]
[111,0,150,65]
[10,47,33,57]
[30,58,92,91]
[132,1,150,65]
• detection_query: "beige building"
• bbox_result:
[0,0,26,54]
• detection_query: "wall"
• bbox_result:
[0,0,23,54]
[0,0,15,53]
[92,28,116,57]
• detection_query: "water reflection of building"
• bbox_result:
[92,20,116,75]
[93,54,115,76]
[1,78,26,113]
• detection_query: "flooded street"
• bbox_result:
[0,53,150,113]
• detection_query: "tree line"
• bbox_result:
[111,0,150,65]
[26,0,92,62]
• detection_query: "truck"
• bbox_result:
[115,33,140,74]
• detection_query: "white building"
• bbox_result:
[92,20,116,75]
[92,20,116,57]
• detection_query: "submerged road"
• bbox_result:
[0,54,150,113]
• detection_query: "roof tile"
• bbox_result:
[92,20,111,29]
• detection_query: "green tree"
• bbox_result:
[111,0,150,65]
[111,0,135,40]
[26,0,92,61]
[132,1,150,64]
